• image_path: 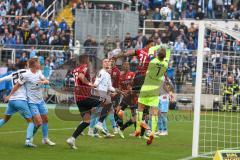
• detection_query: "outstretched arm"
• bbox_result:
[149,45,161,56]
[0,74,12,83]
[113,49,135,59]
[164,48,171,64]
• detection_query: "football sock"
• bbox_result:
[133,122,136,129]
[33,125,40,136]
[89,112,98,128]
[102,119,108,132]
[121,119,133,131]
[117,119,123,128]
[136,111,143,131]
[72,121,89,139]
[140,127,145,137]
[99,105,111,123]
[26,122,34,140]
[151,115,158,134]
[42,123,48,139]
[114,112,119,121]
[109,112,117,128]
[0,119,5,127]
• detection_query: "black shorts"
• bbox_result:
[112,95,121,108]
[76,96,101,113]
[120,94,133,111]
[132,72,145,92]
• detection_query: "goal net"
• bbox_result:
[192,21,240,158]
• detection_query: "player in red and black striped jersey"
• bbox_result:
[113,40,154,92]
[115,61,137,138]
[67,55,101,150]
[110,59,121,89]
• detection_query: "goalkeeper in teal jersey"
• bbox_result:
[135,47,171,145]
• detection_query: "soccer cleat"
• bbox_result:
[159,131,168,136]
[113,127,118,134]
[154,131,161,136]
[25,139,37,148]
[94,133,103,138]
[129,132,135,137]
[104,133,115,138]
[134,130,141,137]
[147,134,154,145]
[66,137,78,150]
[88,128,94,137]
[141,135,149,140]
[42,138,56,146]
[30,137,34,143]
[117,127,125,139]
[146,130,151,137]
[94,122,107,135]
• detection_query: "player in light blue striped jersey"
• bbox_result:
[6,58,55,146]
[0,62,36,147]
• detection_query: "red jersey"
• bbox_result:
[135,48,150,75]
[111,66,120,88]
[119,71,135,91]
[73,64,91,101]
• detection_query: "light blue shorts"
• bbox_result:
[5,100,32,119]
[29,101,48,116]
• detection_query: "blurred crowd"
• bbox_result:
[0,0,73,47]
[142,0,240,26]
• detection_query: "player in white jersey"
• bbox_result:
[0,62,36,147]
[93,59,122,135]
[6,58,55,146]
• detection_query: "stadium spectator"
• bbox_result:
[139,9,147,28]
[29,46,37,58]
[27,33,38,45]
[39,16,49,30]
[19,52,28,62]
[169,26,180,42]
[174,36,184,52]
[167,62,175,86]
[187,36,196,51]
[36,1,45,14]
[186,5,196,18]
[175,68,184,93]
[207,0,216,19]
[59,18,68,31]
[152,8,161,27]
[27,0,37,15]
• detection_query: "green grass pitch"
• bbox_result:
[0,104,208,160]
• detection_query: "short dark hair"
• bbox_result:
[16,61,27,69]
[146,39,154,46]
[28,58,39,68]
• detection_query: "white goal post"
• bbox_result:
[191,20,240,158]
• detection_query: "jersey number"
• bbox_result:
[139,54,147,66]
[12,71,26,85]
[156,65,162,76]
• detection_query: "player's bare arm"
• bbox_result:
[78,72,94,87]
[4,83,22,102]
[113,49,135,59]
